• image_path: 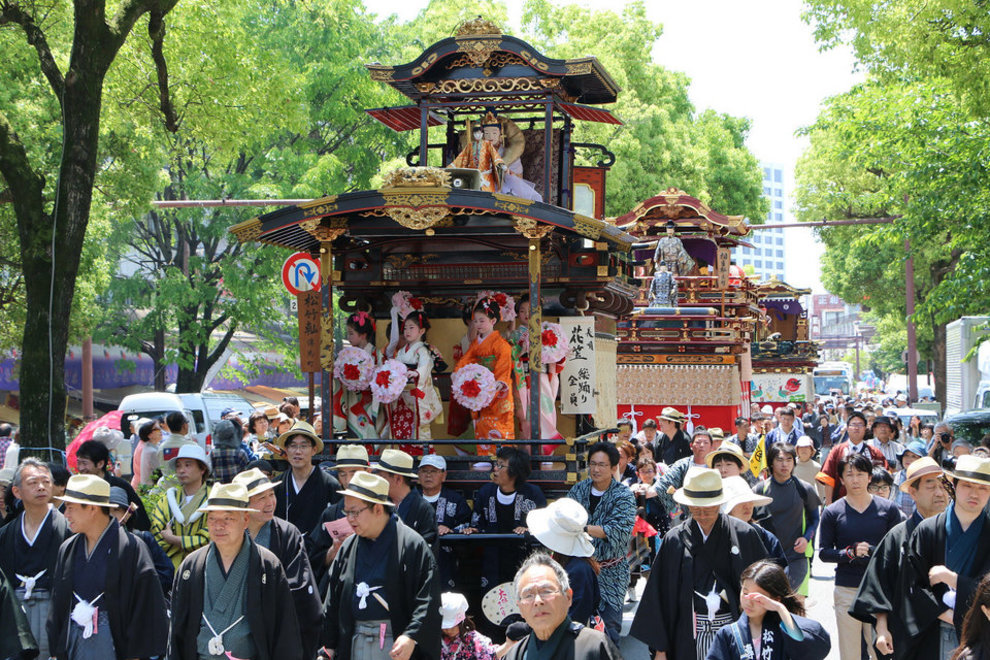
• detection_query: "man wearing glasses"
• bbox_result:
[503,553,620,659]
[321,471,440,660]
[274,421,340,536]
[816,411,888,504]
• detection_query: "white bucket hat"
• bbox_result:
[720,475,772,514]
[526,497,595,558]
[440,592,469,629]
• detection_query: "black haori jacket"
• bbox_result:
[321,517,441,660]
[48,519,168,659]
[168,534,302,660]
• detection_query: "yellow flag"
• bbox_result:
[749,434,766,478]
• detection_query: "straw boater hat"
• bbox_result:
[898,457,944,493]
[440,592,470,630]
[708,427,725,441]
[720,475,772,514]
[168,443,212,476]
[945,455,990,487]
[331,444,370,470]
[232,468,277,498]
[706,441,746,469]
[375,448,417,478]
[55,474,115,507]
[673,468,728,507]
[340,471,394,508]
[275,420,324,454]
[197,482,259,513]
[526,498,595,558]
[658,407,686,424]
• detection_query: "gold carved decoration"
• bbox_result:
[447,52,524,70]
[380,192,449,207]
[513,216,554,240]
[411,52,440,77]
[572,214,602,240]
[454,38,502,67]
[381,167,451,189]
[519,50,550,72]
[386,254,437,269]
[367,67,395,82]
[320,312,335,371]
[300,218,346,242]
[565,60,595,75]
[418,77,558,95]
[493,193,534,215]
[229,217,262,243]
[455,17,503,36]
[299,195,339,216]
[384,207,451,231]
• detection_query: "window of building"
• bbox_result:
[774,213,783,221]
[776,237,783,246]
[755,260,763,268]
[774,201,783,209]
[764,187,772,196]
[742,258,751,266]
[775,188,783,197]
[764,167,772,180]
[776,249,783,258]
[777,261,784,269]
[774,169,783,183]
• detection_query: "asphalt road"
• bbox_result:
[618,554,842,659]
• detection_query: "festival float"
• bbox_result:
[229,18,638,491]
[613,191,761,433]
[749,279,819,412]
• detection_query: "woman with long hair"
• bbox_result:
[386,309,443,453]
[333,310,388,441]
[706,559,831,659]
[952,574,990,660]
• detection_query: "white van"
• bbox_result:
[117,392,255,454]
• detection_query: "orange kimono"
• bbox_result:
[455,330,515,451]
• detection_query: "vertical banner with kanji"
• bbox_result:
[297,290,322,373]
[560,317,596,415]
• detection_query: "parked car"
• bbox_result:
[943,409,990,447]
[117,391,255,454]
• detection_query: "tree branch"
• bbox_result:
[147,10,180,133]
[0,2,66,99]
[0,109,46,228]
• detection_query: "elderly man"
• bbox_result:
[504,553,621,659]
[48,474,168,659]
[902,455,990,658]
[151,443,211,569]
[308,444,372,590]
[655,427,718,522]
[375,448,438,547]
[851,457,948,659]
[630,468,769,659]
[0,458,70,659]
[274,420,341,535]
[235,467,323,658]
[168,482,302,660]
[417,454,470,589]
[566,441,636,645]
[321,471,441,660]
[869,416,905,471]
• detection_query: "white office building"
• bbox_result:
[734,162,787,282]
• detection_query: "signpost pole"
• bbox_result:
[320,241,333,443]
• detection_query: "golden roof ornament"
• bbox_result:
[381,166,451,189]
[455,17,503,37]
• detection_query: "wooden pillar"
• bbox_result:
[320,241,333,442]
[515,218,554,443]
[81,337,93,419]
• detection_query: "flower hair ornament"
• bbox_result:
[350,310,376,333]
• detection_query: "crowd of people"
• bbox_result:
[0,389,988,659]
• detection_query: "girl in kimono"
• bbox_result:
[507,294,564,444]
[456,297,514,447]
[447,307,476,441]
[440,592,499,660]
[707,560,831,660]
[387,309,443,453]
[333,311,386,441]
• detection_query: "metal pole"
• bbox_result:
[543,99,553,203]
[905,238,919,402]
[81,337,93,420]
[748,216,900,229]
[854,334,860,380]
[420,105,430,166]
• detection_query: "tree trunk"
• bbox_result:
[17,71,104,454]
[153,326,166,391]
[931,316,947,405]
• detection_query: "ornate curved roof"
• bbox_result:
[365,22,619,105]
[614,188,749,239]
[230,168,635,253]
[756,278,812,300]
